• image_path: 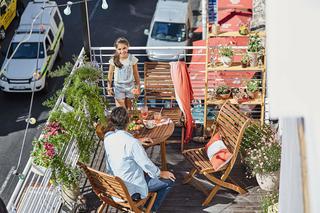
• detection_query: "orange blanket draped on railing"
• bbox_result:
[170,61,194,143]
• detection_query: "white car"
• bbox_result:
[144,0,193,61]
[0,0,64,93]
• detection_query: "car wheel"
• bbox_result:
[41,77,50,94]
[0,28,5,40]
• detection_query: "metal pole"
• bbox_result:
[80,0,91,59]
[201,0,208,40]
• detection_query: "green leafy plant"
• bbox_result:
[243,124,281,176]
[218,45,234,57]
[51,158,80,190]
[216,85,231,95]
[39,62,109,190]
[261,191,279,213]
[247,33,263,53]
[241,54,249,65]
[239,24,249,35]
[246,79,260,93]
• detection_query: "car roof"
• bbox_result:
[12,32,46,43]
[153,0,189,23]
[19,1,57,27]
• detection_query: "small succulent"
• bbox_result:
[216,85,231,95]
[241,54,249,64]
[219,46,234,57]
[246,80,260,93]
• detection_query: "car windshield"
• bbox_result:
[151,22,186,42]
[8,42,45,59]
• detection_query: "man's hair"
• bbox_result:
[110,107,129,130]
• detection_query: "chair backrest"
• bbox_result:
[77,162,131,202]
[144,62,175,104]
[215,101,250,153]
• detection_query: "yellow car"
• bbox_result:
[0,0,17,39]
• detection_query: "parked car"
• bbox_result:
[0,0,64,93]
[0,0,18,39]
[144,0,193,61]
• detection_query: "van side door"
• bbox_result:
[45,36,55,73]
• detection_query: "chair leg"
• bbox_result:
[183,168,197,184]
[98,202,107,213]
[202,185,221,206]
[180,127,185,152]
[160,141,167,170]
[145,192,157,213]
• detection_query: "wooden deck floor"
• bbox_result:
[79,137,267,213]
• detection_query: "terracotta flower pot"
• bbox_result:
[218,91,231,100]
[247,90,259,99]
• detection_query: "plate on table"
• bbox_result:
[144,120,156,129]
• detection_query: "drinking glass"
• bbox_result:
[154,112,162,124]
[140,106,149,120]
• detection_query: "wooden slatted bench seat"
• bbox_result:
[144,62,185,149]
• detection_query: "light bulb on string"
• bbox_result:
[101,0,108,10]
[64,1,72,16]
[25,117,37,125]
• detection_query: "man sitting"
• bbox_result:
[104,107,175,212]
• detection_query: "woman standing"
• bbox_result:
[107,37,141,109]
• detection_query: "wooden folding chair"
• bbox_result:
[77,162,157,213]
[182,101,250,206]
[144,62,185,150]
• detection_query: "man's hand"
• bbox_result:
[160,171,176,182]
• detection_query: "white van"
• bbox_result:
[0,0,64,92]
[144,0,193,61]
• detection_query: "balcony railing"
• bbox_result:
[7,45,269,212]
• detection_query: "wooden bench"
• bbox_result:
[78,162,157,213]
[144,62,185,150]
[182,101,250,206]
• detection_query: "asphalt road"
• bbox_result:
[0,0,157,204]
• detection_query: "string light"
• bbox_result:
[64,1,72,16]
[101,0,108,10]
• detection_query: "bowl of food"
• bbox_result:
[128,121,144,133]
[144,120,156,129]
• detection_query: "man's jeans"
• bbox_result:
[145,175,174,211]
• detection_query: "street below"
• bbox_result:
[0,0,157,204]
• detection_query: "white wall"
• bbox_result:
[266,0,320,212]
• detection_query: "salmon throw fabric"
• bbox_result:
[169,61,194,143]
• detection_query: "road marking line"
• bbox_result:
[0,166,15,195]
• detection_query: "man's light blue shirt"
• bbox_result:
[104,130,161,199]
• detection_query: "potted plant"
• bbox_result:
[243,124,281,191]
[216,85,231,99]
[31,122,70,176]
[261,192,279,213]
[51,160,81,204]
[219,45,234,67]
[241,54,250,68]
[247,33,263,67]
[239,24,249,35]
[246,79,260,99]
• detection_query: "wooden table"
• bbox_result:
[135,117,175,171]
